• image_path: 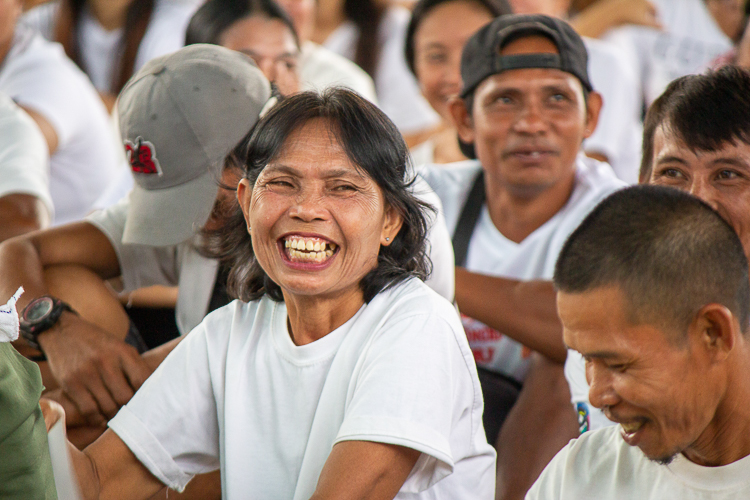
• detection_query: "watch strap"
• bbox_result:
[20,297,76,352]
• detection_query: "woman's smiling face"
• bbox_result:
[237,118,402,304]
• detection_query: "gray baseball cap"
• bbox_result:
[118,44,272,246]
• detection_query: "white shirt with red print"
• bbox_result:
[419,155,624,383]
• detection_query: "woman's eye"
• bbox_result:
[268,179,294,188]
[424,52,447,64]
[333,184,357,192]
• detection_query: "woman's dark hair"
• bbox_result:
[344,0,386,78]
[404,0,512,75]
[185,0,299,47]
[202,88,433,303]
[55,0,154,94]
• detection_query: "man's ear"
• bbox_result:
[691,303,738,363]
[583,91,603,140]
[380,205,404,247]
[237,178,253,233]
[448,96,475,145]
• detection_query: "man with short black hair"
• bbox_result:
[419,13,624,499]
[567,65,750,433]
[529,184,750,498]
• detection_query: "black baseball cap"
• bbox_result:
[460,14,592,99]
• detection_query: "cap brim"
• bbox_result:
[122,170,219,246]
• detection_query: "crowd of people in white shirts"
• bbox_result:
[1,0,750,498]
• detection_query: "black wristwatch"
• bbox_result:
[19,296,76,351]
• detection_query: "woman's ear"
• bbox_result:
[380,205,404,246]
[237,178,253,233]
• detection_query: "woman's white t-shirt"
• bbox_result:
[108,278,496,499]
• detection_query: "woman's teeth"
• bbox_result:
[284,237,336,262]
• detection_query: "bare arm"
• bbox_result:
[736,18,750,69]
[19,105,58,155]
[1,223,151,424]
[454,268,566,363]
[310,441,420,500]
[0,193,50,241]
[73,430,166,500]
[569,0,661,39]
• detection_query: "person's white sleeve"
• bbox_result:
[108,310,225,491]
[524,440,571,500]
[19,1,58,40]
[0,95,52,215]
[133,0,200,73]
[412,174,455,301]
[86,198,180,292]
[564,349,616,433]
[335,312,471,491]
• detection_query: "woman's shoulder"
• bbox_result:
[370,279,461,330]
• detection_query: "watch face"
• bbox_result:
[25,297,54,322]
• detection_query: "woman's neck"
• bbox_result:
[88,0,132,31]
[283,289,365,345]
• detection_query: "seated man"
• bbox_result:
[0,93,51,242]
[419,13,624,498]
[530,183,750,498]
[567,65,750,432]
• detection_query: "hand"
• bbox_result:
[40,397,66,432]
[39,312,152,426]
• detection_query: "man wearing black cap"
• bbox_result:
[419,13,624,499]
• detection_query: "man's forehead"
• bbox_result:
[500,34,560,57]
[654,123,750,162]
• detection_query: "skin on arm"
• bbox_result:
[569,0,662,39]
[736,17,750,68]
[311,440,421,500]
[0,193,50,241]
[74,430,166,500]
[454,268,566,362]
[494,354,578,500]
[1,222,151,426]
[19,105,58,155]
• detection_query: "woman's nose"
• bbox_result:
[288,189,327,222]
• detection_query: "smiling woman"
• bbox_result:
[68,88,496,500]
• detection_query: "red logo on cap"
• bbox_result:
[125,137,162,176]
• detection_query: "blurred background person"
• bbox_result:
[22,0,201,111]
[405,0,512,166]
[586,0,746,107]
[313,0,442,146]
[0,0,120,225]
[276,0,378,101]
[0,93,50,242]
[186,0,301,97]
